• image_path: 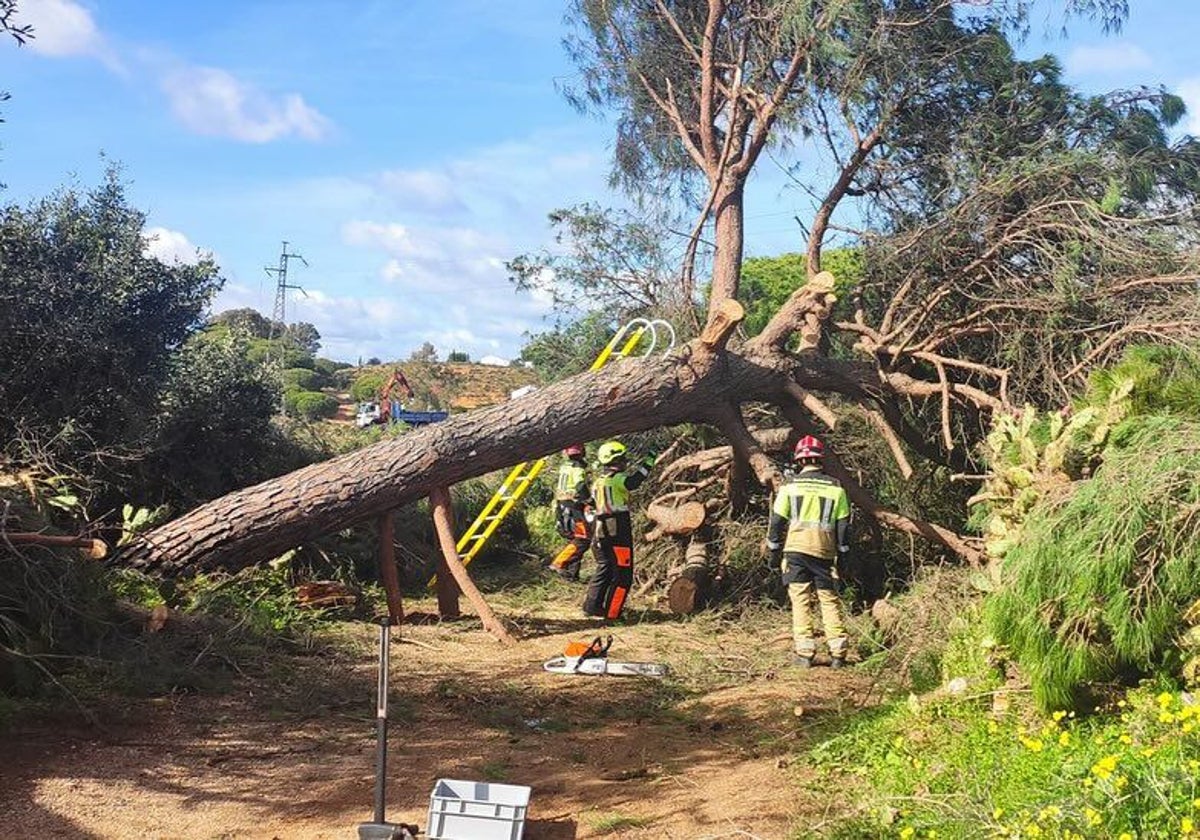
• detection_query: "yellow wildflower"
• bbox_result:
[1161,711,1177,724]
[926,832,938,839]
[1158,691,1174,708]
[1092,754,1119,780]
[1084,807,1102,827]
[1115,775,1129,790]
[1020,737,1044,752]
[1141,747,1157,758]
[900,827,915,839]
[1184,722,1195,734]
[1052,710,1067,722]
[1118,834,1133,840]
[1120,734,1134,745]
[993,808,1005,821]
[1038,806,1060,822]
[1058,731,1071,747]
[988,721,999,734]
[1183,816,1195,835]
[1025,824,1042,837]
[1193,798,1200,810]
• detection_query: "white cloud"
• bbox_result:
[1065,43,1152,77]
[377,169,464,214]
[143,226,209,265]
[1179,79,1200,136]
[18,0,103,58]
[161,65,332,143]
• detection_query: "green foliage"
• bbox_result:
[178,562,318,635]
[740,249,864,337]
[520,311,622,383]
[246,338,313,369]
[141,330,295,506]
[350,372,388,402]
[812,686,1200,839]
[0,167,221,468]
[313,357,351,378]
[1086,345,1200,421]
[447,350,471,363]
[285,390,339,420]
[281,367,322,392]
[988,418,1200,711]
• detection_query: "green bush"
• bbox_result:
[350,372,388,402]
[247,339,313,369]
[282,367,320,391]
[286,390,338,420]
[988,416,1200,711]
[1086,344,1200,420]
[314,357,351,377]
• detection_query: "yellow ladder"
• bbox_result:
[432,319,673,583]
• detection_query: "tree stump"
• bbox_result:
[667,533,711,615]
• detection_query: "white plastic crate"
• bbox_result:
[426,778,531,840]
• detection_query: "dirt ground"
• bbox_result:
[0,592,883,839]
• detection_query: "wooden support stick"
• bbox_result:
[429,486,515,643]
[376,512,404,626]
[2,532,108,559]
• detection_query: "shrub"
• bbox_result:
[282,367,320,391]
[988,417,1200,711]
[286,390,338,420]
[350,372,388,402]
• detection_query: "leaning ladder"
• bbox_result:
[431,319,676,584]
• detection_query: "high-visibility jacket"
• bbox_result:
[591,458,653,517]
[767,467,850,560]
[555,459,590,504]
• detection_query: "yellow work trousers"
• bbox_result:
[788,580,848,659]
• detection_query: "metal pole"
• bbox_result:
[373,617,390,825]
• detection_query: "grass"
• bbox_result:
[586,812,655,834]
[805,684,1200,839]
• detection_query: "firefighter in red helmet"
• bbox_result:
[767,435,852,668]
[548,443,591,581]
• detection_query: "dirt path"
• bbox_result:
[0,598,880,839]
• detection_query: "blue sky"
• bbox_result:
[2,0,1197,363]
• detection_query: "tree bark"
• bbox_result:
[706,179,745,323]
[429,486,513,643]
[667,532,711,615]
[376,512,404,625]
[119,331,974,576]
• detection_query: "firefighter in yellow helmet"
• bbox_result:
[767,435,851,668]
[583,440,656,620]
[548,443,591,581]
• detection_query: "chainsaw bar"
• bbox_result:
[542,656,669,677]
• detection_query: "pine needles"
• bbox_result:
[988,416,1200,711]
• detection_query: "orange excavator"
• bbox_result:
[377,369,415,421]
[360,368,447,428]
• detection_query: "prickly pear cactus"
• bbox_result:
[973,378,1134,559]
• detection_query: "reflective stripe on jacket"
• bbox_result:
[767,467,850,560]
[591,459,652,517]
[555,460,589,503]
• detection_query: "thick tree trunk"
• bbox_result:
[118,333,968,577]
[124,341,843,576]
[706,180,745,322]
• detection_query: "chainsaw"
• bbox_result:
[542,635,669,678]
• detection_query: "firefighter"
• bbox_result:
[767,435,851,668]
[583,440,656,620]
[548,443,592,581]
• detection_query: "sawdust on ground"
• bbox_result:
[0,595,882,839]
